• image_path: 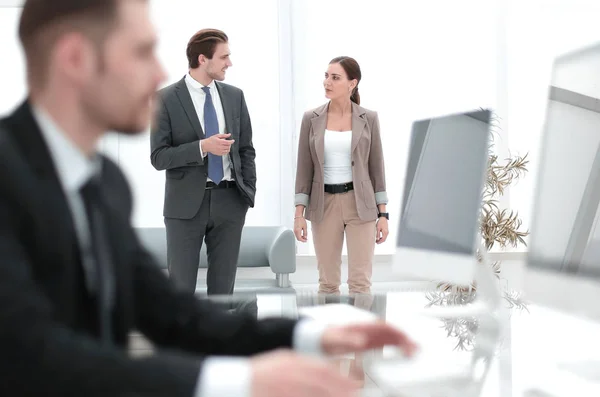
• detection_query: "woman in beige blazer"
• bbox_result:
[294,56,389,294]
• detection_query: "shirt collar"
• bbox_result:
[185,73,217,93]
[31,105,101,194]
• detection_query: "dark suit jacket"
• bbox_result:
[0,101,294,397]
[150,77,257,219]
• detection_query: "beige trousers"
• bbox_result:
[311,191,377,294]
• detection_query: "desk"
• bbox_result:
[203,291,511,397]
[130,290,600,396]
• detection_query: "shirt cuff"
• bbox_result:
[199,140,207,158]
[375,191,388,205]
[294,193,310,207]
[293,318,328,357]
[195,357,252,397]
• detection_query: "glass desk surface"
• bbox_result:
[195,290,600,397]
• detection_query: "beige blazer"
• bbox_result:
[295,102,388,223]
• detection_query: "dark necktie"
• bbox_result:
[80,177,115,346]
[202,86,224,183]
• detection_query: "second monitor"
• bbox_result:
[393,109,492,286]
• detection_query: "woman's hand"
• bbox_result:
[376,217,389,244]
[294,217,308,242]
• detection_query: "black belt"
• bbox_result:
[324,182,353,194]
[206,180,236,189]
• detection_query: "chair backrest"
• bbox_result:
[135,226,285,269]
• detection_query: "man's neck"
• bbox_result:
[31,93,103,157]
[189,69,214,87]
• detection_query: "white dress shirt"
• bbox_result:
[323,130,353,184]
[185,73,233,182]
[32,105,328,397]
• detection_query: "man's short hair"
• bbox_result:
[19,0,136,86]
[186,29,228,69]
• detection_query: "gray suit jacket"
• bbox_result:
[294,102,388,223]
[150,77,256,219]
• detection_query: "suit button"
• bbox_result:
[204,172,208,177]
[351,161,355,166]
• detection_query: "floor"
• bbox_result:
[205,255,525,293]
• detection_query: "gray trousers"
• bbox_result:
[165,186,248,295]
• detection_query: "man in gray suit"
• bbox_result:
[151,29,256,295]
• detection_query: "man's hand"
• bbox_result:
[321,321,418,356]
[201,134,234,156]
[251,349,360,397]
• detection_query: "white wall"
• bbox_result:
[0,1,285,229]
[0,0,502,256]
[0,6,25,115]
[290,0,499,254]
[506,0,600,248]
[17,1,599,257]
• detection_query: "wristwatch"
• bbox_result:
[378,212,389,220]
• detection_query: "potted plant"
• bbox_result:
[425,111,530,351]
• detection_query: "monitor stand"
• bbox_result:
[434,245,504,396]
[368,245,504,397]
[468,247,505,396]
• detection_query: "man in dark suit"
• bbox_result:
[151,29,255,295]
[0,1,416,396]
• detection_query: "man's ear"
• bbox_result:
[54,32,96,84]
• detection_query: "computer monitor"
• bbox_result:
[525,41,600,320]
[392,109,492,286]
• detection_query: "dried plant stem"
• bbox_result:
[425,110,531,351]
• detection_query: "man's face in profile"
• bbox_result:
[203,42,232,82]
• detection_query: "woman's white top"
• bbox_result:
[323,129,353,184]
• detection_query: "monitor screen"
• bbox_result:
[397,109,491,256]
[527,43,600,280]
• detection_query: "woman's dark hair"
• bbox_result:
[329,56,362,105]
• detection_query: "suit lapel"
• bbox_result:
[311,103,328,167]
[215,82,234,136]
[351,102,367,153]
[4,101,80,263]
[175,77,205,139]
